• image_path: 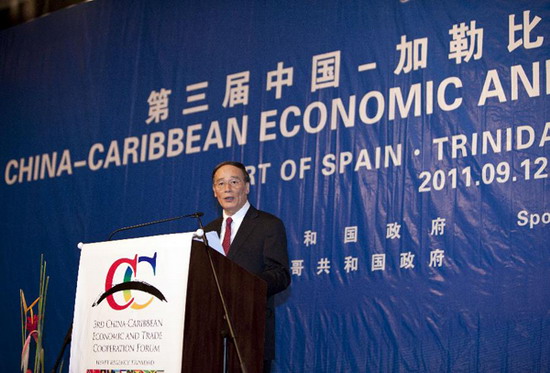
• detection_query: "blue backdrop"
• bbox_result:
[1,0,550,371]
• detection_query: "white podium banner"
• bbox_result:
[69,232,194,372]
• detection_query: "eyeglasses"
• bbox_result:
[213,178,244,190]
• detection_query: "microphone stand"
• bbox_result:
[51,325,72,373]
[107,212,204,241]
[195,215,247,373]
[51,212,203,373]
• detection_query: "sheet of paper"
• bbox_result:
[194,231,225,256]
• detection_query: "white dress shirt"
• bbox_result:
[221,201,250,245]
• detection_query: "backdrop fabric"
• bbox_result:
[1,0,549,371]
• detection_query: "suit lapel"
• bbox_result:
[228,206,259,260]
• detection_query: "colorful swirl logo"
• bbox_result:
[92,252,167,310]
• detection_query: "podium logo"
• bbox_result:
[92,252,167,310]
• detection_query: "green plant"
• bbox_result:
[20,254,49,373]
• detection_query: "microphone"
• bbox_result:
[193,212,212,249]
[107,212,204,240]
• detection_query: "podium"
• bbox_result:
[183,241,267,373]
[69,233,267,373]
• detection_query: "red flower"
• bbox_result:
[26,315,39,333]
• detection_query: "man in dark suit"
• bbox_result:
[205,161,291,373]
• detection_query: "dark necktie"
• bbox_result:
[222,217,233,255]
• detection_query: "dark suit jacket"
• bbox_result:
[205,205,291,360]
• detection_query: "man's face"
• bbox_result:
[212,165,250,216]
